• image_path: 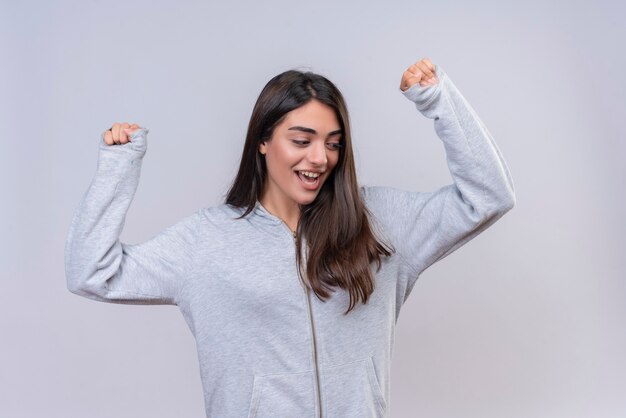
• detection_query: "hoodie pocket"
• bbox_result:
[322,356,387,417]
[246,370,317,418]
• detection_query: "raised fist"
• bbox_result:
[103,122,141,145]
[400,58,438,92]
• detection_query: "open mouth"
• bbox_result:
[296,170,321,189]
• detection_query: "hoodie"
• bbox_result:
[64,64,515,417]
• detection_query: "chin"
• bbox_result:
[295,192,321,206]
[297,197,317,206]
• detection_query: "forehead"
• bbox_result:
[280,100,340,130]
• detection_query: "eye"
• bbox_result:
[291,139,310,146]
[326,142,343,150]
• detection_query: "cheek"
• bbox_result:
[266,150,288,172]
[268,146,301,168]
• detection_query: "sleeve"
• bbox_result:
[361,64,516,303]
[64,128,201,305]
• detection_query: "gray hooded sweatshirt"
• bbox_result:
[65,65,515,418]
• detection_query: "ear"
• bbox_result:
[259,141,267,155]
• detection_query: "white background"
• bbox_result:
[1,0,624,417]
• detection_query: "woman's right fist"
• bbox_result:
[400,57,437,92]
[103,122,141,145]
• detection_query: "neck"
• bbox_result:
[258,196,300,233]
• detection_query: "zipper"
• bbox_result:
[281,222,323,417]
[304,276,323,418]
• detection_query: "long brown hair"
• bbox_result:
[226,69,394,314]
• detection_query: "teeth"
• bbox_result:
[300,171,320,178]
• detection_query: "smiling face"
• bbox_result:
[259,99,343,215]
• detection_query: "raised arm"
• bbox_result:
[64,125,201,305]
[362,59,516,303]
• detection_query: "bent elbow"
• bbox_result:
[66,270,92,298]
[482,188,516,222]
[67,281,85,297]
[64,240,113,300]
[497,189,516,214]
[65,260,105,300]
[66,272,112,302]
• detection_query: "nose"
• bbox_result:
[307,141,327,168]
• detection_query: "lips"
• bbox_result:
[295,170,322,190]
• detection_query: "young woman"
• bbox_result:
[65,57,515,417]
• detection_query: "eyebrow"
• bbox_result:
[287,126,343,137]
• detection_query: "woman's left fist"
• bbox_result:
[400,58,437,92]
